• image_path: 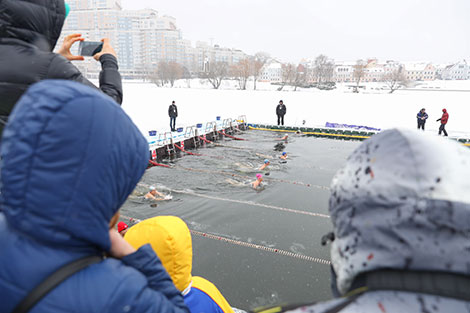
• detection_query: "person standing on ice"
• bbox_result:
[169,101,178,131]
[276,100,286,126]
[436,108,449,136]
[416,108,428,130]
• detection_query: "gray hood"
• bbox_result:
[329,128,470,294]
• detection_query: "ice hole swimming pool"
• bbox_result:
[120,129,361,310]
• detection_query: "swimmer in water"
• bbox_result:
[144,186,166,201]
[259,159,270,170]
[277,135,288,141]
[251,173,263,189]
[280,151,288,160]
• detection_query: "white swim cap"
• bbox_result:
[149,186,156,191]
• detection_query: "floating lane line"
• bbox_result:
[167,188,330,219]
[119,214,331,265]
[175,165,330,191]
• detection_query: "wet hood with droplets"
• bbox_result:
[328,128,470,294]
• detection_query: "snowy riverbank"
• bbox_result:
[121,80,470,138]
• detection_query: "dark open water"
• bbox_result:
[120,130,360,310]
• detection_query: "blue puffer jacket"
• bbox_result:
[0,80,190,313]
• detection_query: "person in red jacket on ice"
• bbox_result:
[436,108,449,136]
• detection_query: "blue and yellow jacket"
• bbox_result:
[125,216,234,313]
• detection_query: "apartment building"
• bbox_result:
[59,0,247,78]
[441,60,469,80]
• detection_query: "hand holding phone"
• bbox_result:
[58,34,85,61]
[93,38,117,61]
[78,41,104,57]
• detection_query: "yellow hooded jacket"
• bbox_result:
[125,216,234,313]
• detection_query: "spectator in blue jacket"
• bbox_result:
[0,80,190,313]
[416,108,428,130]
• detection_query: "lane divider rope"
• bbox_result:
[149,160,171,168]
[119,214,331,265]
[249,126,370,139]
[167,188,330,218]
[218,131,247,141]
[174,143,203,156]
[175,165,330,190]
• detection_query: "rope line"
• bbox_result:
[167,188,330,218]
[119,214,331,265]
[149,160,171,168]
[174,143,202,156]
[175,165,330,190]
[248,126,370,139]
[218,131,247,141]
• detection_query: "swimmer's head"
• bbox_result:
[264,159,269,164]
[282,152,287,156]
[256,173,262,179]
[149,186,156,191]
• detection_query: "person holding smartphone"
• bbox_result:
[0,0,123,138]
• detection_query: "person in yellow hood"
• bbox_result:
[125,216,234,313]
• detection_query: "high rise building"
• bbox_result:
[58,0,247,79]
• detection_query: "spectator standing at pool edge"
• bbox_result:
[276,100,286,126]
[416,108,428,130]
[169,101,178,131]
[437,108,449,136]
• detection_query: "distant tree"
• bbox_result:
[313,54,335,84]
[279,63,296,91]
[167,62,184,87]
[293,64,308,91]
[353,59,366,91]
[182,66,192,88]
[157,61,170,86]
[252,52,270,90]
[203,61,228,89]
[383,67,408,93]
[231,58,251,90]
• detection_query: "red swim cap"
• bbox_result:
[118,221,128,233]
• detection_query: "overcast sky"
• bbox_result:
[122,0,470,64]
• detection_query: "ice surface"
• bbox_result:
[121,80,470,138]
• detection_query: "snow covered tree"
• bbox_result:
[383,67,408,93]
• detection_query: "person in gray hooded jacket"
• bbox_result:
[283,128,470,313]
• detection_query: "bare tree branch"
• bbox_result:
[279,63,296,91]
[252,52,270,90]
[313,54,335,84]
[203,62,228,89]
[230,58,251,90]
[353,59,366,91]
[382,67,408,93]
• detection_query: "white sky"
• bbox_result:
[122,0,470,64]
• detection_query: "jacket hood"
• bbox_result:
[125,216,193,292]
[329,128,470,295]
[0,0,65,50]
[443,109,447,113]
[0,80,148,251]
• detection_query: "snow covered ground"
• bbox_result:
[121,80,470,138]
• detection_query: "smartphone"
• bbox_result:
[78,41,103,56]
